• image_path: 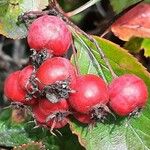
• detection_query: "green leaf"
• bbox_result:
[25,123,84,150]
[0,108,83,149]
[70,35,150,150]
[0,0,48,39]
[124,37,150,57]
[141,38,150,57]
[110,0,150,14]
[124,37,143,53]
[0,109,31,147]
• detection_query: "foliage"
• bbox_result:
[0,108,84,150]
[0,0,48,39]
[125,37,150,57]
[1,0,150,150]
[70,35,150,150]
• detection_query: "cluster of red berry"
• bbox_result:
[4,15,148,131]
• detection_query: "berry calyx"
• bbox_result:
[109,74,148,116]
[69,74,109,115]
[36,57,76,102]
[30,49,51,68]
[27,15,72,56]
[32,98,70,130]
[19,65,40,100]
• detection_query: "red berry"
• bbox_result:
[39,98,69,116]
[4,71,27,103]
[32,103,46,124]
[27,15,72,56]
[32,98,69,129]
[47,118,69,129]
[69,74,109,114]
[36,57,76,88]
[4,71,36,105]
[74,112,92,124]
[109,74,148,116]
[19,65,34,90]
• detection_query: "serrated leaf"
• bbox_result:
[70,35,150,150]
[0,0,48,39]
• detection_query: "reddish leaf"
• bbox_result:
[111,3,150,41]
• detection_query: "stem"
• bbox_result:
[71,28,108,83]
[96,2,106,17]
[71,40,80,75]
[21,0,117,79]
[53,7,117,79]
[100,29,110,38]
[66,0,101,17]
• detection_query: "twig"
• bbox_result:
[66,0,101,17]
[96,2,106,17]
[72,29,108,83]
[71,39,80,75]
[0,50,28,67]
[100,28,110,38]
[53,5,117,79]
[20,0,117,79]
[13,40,21,62]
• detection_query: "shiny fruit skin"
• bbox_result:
[74,112,92,124]
[4,71,36,105]
[32,98,69,129]
[38,98,69,116]
[4,71,27,103]
[36,57,76,88]
[27,15,72,56]
[18,65,34,90]
[69,74,109,114]
[109,74,148,116]
[32,103,47,124]
[46,118,69,129]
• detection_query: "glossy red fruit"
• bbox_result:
[19,65,34,90]
[69,74,109,114]
[109,74,148,116]
[4,71,27,103]
[27,15,72,56]
[32,98,69,129]
[74,112,92,124]
[36,57,76,88]
[39,98,69,115]
[4,71,36,105]
[32,103,47,124]
[46,117,69,129]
